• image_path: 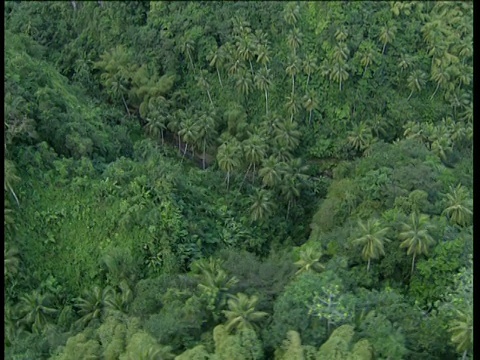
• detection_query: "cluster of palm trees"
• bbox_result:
[350,183,472,275]
[299,181,471,277]
[7,253,136,338]
[212,115,310,217]
[403,2,472,106]
[190,257,268,333]
[349,213,434,275]
[403,116,472,161]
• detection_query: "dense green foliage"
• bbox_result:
[4,1,472,359]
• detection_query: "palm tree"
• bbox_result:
[283,2,300,27]
[303,90,319,125]
[453,63,472,91]
[285,94,302,122]
[196,70,213,106]
[232,16,252,37]
[274,119,301,152]
[191,256,225,276]
[302,54,318,91]
[319,60,331,80]
[4,158,20,206]
[254,28,269,49]
[5,303,23,347]
[445,88,470,120]
[4,199,16,232]
[366,114,389,138]
[145,115,167,145]
[179,117,200,158]
[347,121,373,152]
[168,110,186,151]
[329,59,349,91]
[217,140,242,190]
[403,120,424,143]
[407,70,427,100]
[104,280,133,314]
[430,65,452,99]
[454,38,472,65]
[332,42,349,63]
[460,103,473,123]
[446,117,467,144]
[357,40,378,77]
[280,158,309,217]
[294,247,325,275]
[74,285,114,328]
[259,156,283,188]
[287,28,303,56]
[427,41,449,70]
[180,35,195,71]
[94,46,134,116]
[430,136,452,161]
[227,54,246,77]
[334,27,348,42]
[398,53,415,72]
[223,103,247,138]
[271,146,293,164]
[223,293,268,333]
[16,290,58,334]
[256,43,271,69]
[249,189,274,223]
[351,219,390,272]
[234,69,253,99]
[197,113,217,170]
[378,24,397,55]
[442,184,473,227]
[197,265,239,315]
[399,213,435,274]
[285,56,300,96]
[254,67,272,115]
[236,35,256,76]
[421,16,444,47]
[4,243,20,279]
[448,309,473,360]
[242,133,267,182]
[207,45,226,87]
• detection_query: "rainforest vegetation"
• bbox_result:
[4,1,473,359]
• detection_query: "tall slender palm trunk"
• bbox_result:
[121,95,130,116]
[206,89,213,106]
[240,163,253,190]
[202,141,206,170]
[265,89,269,115]
[430,82,440,100]
[216,67,223,87]
[183,143,188,158]
[188,52,195,72]
[363,64,368,78]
